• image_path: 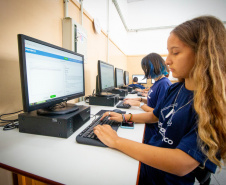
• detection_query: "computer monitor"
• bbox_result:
[124,71,129,85]
[18,34,85,115]
[115,68,124,88]
[132,74,147,84]
[97,60,115,96]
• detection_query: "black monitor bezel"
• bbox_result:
[124,71,129,85]
[18,34,85,112]
[132,74,147,84]
[115,68,124,87]
[98,60,115,92]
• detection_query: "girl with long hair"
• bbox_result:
[93,16,226,185]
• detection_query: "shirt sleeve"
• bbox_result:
[176,121,217,173]
[153,86,171,118]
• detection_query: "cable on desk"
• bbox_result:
[90,114,97,120]
[84,96,90,103]
[3,121,19,131]
[84,89,97,103]
[0,110,23,131]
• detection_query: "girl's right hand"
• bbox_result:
[100,111,123,122]
[123,100,140,106]
[124,97,141,101]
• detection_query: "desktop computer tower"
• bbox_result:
[108,89,128,97]
[89,94,119,107]
[18,105,90,138]
[120,86,133,92]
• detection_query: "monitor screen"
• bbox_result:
[98,60,115,92]
[115,68,124,87]
[18,34,85,113]
[132,74,147,84]
[151,79,155,84]
[124,71,129,85]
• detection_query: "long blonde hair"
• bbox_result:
[172,16,226,168]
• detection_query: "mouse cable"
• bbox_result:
[0,110,23,122]
[0,110,23,130]
[92,89,95,96]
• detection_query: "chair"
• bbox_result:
[192,166,211,185]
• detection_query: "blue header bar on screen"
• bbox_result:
[25,47,83,63]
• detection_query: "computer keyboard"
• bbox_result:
[137,92,144,96]
[116,101,131,109]
[76,114,121,147]
[130,90,138,94]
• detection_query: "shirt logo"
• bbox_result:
[157,103,178,145]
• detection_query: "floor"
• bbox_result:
[194,166,226,185]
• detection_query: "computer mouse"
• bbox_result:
[113,109,123,114]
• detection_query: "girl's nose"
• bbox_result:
[165,55,172,65]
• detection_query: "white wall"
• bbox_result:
[83,0,128,54]
[126,0,226,55]
[82,0,226,55]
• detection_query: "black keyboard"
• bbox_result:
[116,101,131,109]
[76,115,121,147]
[130,90,138,94]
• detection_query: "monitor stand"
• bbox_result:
[96,92,114,97]
[37,103,79,115]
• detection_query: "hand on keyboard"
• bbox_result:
[116,101,131,109]
[93,111,125,147]
[100,111,123,123]
[93,124,120,148]
[123,100,140,107]
[76,113,121,147]
[124,97,141,101]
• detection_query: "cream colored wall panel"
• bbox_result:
[0,0,127,115]
[0,0,63,114]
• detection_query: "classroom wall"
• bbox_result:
[0,0,127,114]
[127,55,152,88]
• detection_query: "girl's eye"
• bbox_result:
[173,52,179,55]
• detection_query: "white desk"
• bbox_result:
[0,95,145,185]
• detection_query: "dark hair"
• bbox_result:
[133,77,138,82]
[141,53,168,79]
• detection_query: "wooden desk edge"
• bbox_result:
[0,162,63,185]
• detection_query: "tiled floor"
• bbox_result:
[194,166,226,185]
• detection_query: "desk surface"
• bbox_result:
[0,95,145,185]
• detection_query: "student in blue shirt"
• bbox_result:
[128,77,145,89]
[94,16,226,185]
[124,53,172,143]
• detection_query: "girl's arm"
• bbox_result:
[94,125,200,176]
[101,111,158,124]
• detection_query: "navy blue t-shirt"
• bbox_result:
[144,77,172,143]
[128,83,145,89]
[140,82,217,185]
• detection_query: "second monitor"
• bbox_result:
[96,61,127,97]
[115,68,124,88]
[116,69,132,93]
[124,71,129,86]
